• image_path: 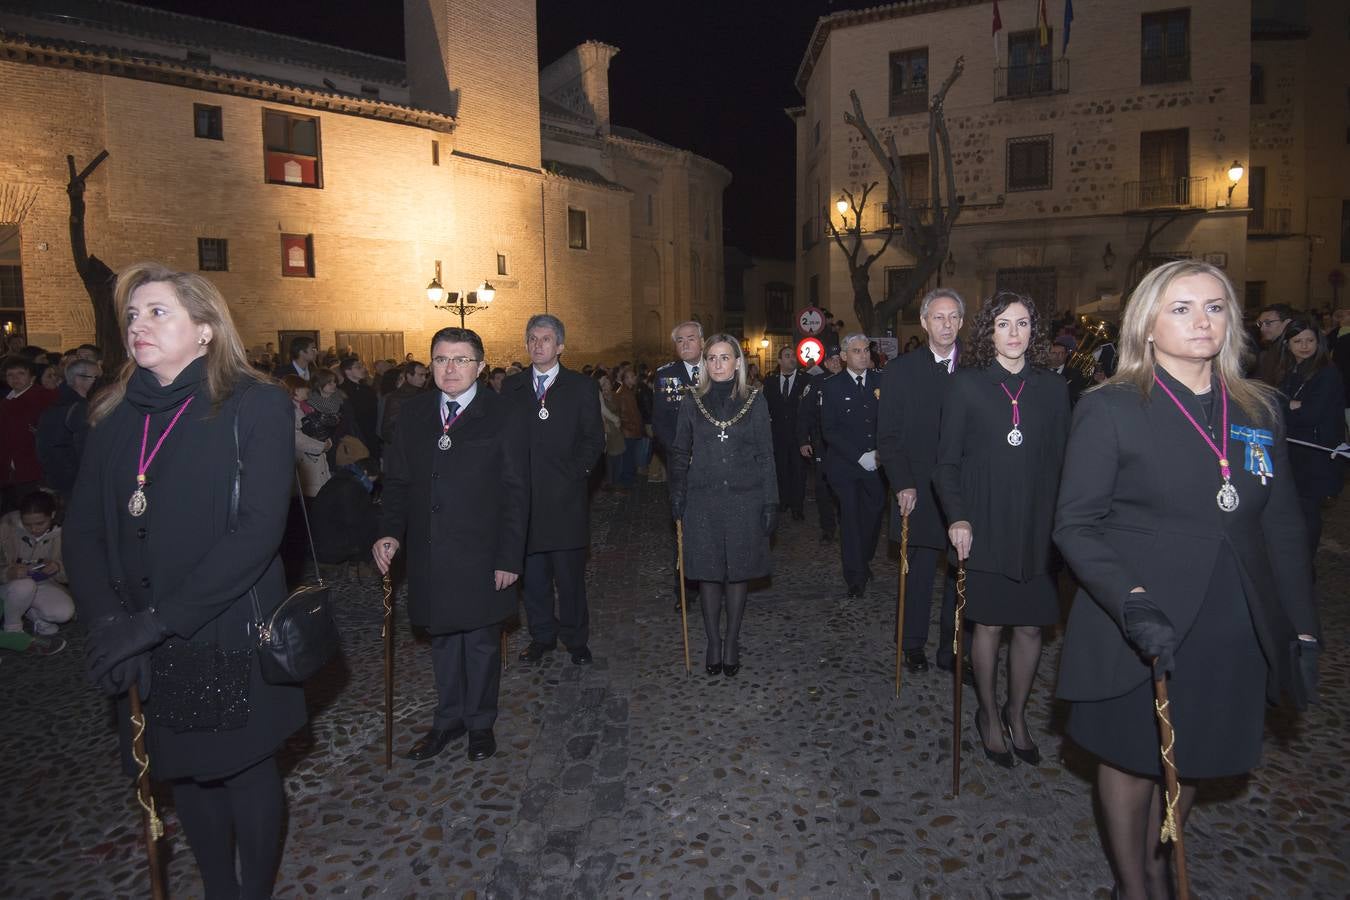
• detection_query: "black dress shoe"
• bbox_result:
[975,710,1015,768]
[706,662,723,676]
[722,662,740,677]
[1001,706,1042,765]
[466,729,496,761]
[518,640,556,663]
[846,584,864,599]
[570,645,593,665]
[903,649,930,673]
[405,724,466,760]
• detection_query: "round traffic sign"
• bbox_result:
[797,306,826,336]
[795,337,825,368]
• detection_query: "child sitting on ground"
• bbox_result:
[0,491,72,655]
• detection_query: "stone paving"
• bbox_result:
[3,481,1348,898]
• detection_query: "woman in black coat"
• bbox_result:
[67,262,305,899]
[668,334,777,676]
[1276,315,1346,564]
[1055,261,1319,900]
[934,292,1069,768]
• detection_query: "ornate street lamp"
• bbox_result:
[428,261,496,328]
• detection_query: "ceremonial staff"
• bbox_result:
[1153,669,1190,900]
[676,520,691,675]
[951,564,967,796]
[127,685,167,900]
[894,513,910,696]
[382,573,394,770]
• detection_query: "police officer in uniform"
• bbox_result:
[653,321,704,610]
[819,333,885,597]
[796,345,842,543]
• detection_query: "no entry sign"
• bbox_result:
[795,337,825,368]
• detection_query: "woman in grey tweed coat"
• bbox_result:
[668,334,778,677]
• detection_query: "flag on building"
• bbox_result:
[992,0,1003,63]
[1038,0,1050,48]
[1063,0,1075,54]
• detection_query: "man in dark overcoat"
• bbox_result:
[652,321,704,609]
[877,289,963,673]
[763,345,809,520]
[374,327,528,762]
[502,314,605,664]
[820,334,886,598]
[796,346,842,542]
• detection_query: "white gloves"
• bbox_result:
[858,450,878,472]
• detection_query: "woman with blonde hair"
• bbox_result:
[67,262,304,899]
[1055,260,1319,899]
[668,334,777,676]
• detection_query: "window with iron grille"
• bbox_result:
[889,48,929,116]
[567,208,588,250]
[263,109,322,187]
[194,104,223,140]
[1141,9,1190,84]
[1006,136,1053,192]
[197,238,228,272]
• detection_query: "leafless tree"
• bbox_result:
[66,150,124,366]
[826,182,895,335]
[841,56,965,334]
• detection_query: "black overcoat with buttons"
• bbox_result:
[65,375,306,780]
[877,347,959,550]
[819,369,883,487]
[378,388,529,634]
[667,384,778,582]
[501,365,605,553]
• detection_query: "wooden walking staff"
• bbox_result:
[894,513,910,697]
[1153,671,1191,900]
[676,520,691,676]
[951,564,968,796]
[382,573,395,770]
[127,685,167,900]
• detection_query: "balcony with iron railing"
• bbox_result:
[995,58,1070,100]
[1123,176,1208,211]
[888,85,927,117]
[1248,207,1292,236]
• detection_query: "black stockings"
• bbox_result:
[969,624,1043,752]
[1096,762,1197,899]
[699,580,749,667]
[172,755,285,900]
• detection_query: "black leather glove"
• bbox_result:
[1122,593,1176,677]
[761,504,778,536]
[86,610,168,690]
[101,653,153,700]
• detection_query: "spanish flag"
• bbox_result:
[1038,0,1050,47]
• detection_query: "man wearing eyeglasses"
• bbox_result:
[1253,303,1293,386]
[373,327,529,763]
[502,314,604,666]
[36,359,101,499]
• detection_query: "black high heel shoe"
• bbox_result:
[975,708,1015,768]
[1000,705,1041,766]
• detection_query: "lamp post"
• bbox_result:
[427,261,496,328]
[836,195,851,230]
[1226,160,1245,206]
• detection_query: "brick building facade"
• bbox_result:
[0,0,729,365]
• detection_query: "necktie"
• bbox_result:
[691,365,699,382]
[936,357,950,373]
[535,373,547,400]
[782,374,790,394]
[444,399,459,424]
[855,374,864,389]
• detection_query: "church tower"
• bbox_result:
[403,0,541,170]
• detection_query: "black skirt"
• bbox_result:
[962,570,1058,626]
[1067,544,1266,778]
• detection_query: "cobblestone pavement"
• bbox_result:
[4,482,1348,898]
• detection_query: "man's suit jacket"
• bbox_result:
[877,348,957,549]
[652,360,696,450]
[502,365,605,553]
[819,369,882,486]
[762,369,809,448]
[378,389,529,634]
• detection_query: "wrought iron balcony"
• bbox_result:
[1248,207,1292,235]
[995,58,1070,100]
[1123,176,1208,211]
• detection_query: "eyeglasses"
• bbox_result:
[73,374,98,380]
[1257,318,1283,328]
[432,356,481,369]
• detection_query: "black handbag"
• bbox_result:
[300,410,338,442]
[232,390,341,684]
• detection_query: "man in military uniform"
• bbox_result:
[652,321,704,610]
[796,346,842,543]
[819,334,885,598]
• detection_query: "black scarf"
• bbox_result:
[125,357,208,415]
[705,377,740,418]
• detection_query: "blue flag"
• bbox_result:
[1063,0,1075,54]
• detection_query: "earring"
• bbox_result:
[1146,336,1154,343]
[198,336,208,346]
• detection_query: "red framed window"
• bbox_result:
[280,234,315,277]
[263,110,322,187]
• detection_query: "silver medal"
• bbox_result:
[437,434,451,451]
[128,489,148,517]
[1216,480,1239,512]
[1007,428,1023,447]
[538,407,550,421]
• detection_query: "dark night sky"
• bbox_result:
[123,0,878,260]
